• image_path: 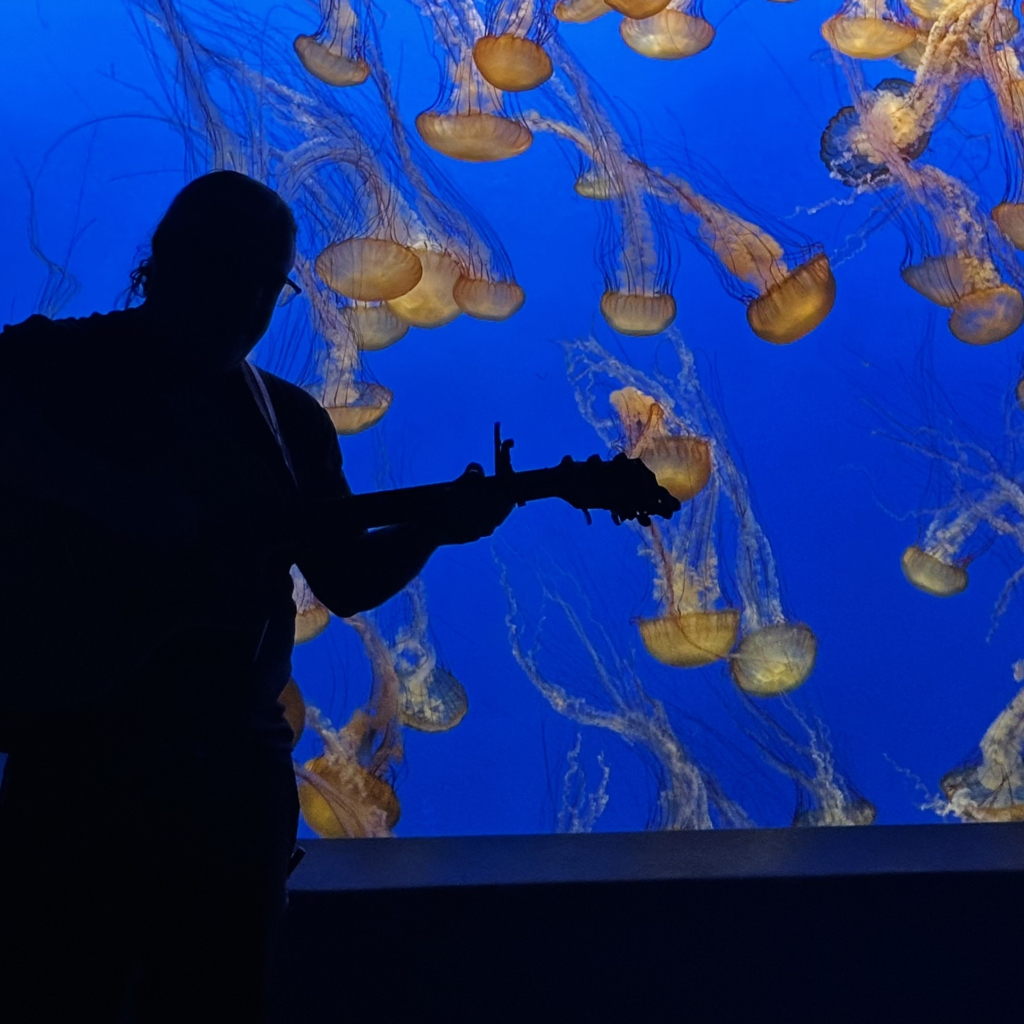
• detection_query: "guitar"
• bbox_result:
[336,425,682,531]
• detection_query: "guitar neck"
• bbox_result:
[343,468,562,532]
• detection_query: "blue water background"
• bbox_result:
[2,0,1022,835]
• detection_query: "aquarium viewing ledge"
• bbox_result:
[270,823,1024,1022]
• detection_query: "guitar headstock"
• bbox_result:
[551,452,682,526]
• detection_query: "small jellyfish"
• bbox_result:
[415,0,533,161]
[315,237,423,303]
[293,0,371,87]
[554,0,612,21]
[901,543,968,596]
[600,291,678,336]
[821,0,917,61]
[292,566,331,643]
[278,678,307,749]
[297,614,404,839]
[730,623,817,697]
[473,1,555,92]
[619,0,715,60]
[391,584,469,732]
[941,661,1024,822]
[385,246,464,328]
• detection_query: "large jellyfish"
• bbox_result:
[941,659,1024,821]
[297,615,404,839]
[821,0,918,61]
[293,0,371,87]
[619,0,715,61]
[412,0,534,161]
[473,1,556,92]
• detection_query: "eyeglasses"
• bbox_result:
[277,276,303,308]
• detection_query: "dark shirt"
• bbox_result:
[0,308,353,757]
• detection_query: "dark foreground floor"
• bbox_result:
[269,823,1024,1022]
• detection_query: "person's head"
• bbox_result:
[131,171,298,370]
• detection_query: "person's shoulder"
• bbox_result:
[254,366,336,436]
[1,310,128,353]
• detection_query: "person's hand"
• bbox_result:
[423,463,515,546]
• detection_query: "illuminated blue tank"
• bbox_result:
[5,0,1024,843]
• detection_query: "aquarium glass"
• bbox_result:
[3,0,1024,837]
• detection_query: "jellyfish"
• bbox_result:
[605,386,738,668]
[503,564,751,830]
[821,0,918,61]
[526,39,677,335]
[413,0,534,161]
[296,615,404,839]
[977,30,1024,249]
[655,177,836,344]
[293,0,371,87]
[278,678,307,749]
[525,60,832,343]
[619,0,715,61]
[554,0,612,21]
[746,702,876,826]
[291,566,331,643]
[301,262,393,434]
[941,660,1024,822]
[473,1,556,93]
[390,582,470,732]
[385,245,464,328]
[606,0,672,18]
[896,170,1024,345]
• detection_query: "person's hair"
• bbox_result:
[128,170,297,302]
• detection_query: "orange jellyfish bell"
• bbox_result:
[993,203,1024,250]
[620,9,715,59]
[293,34,370,86]
[555,0,613,22]
[730,622,817,696]
[821,13,917,60]
[322,380,392,435]
[746,253,836,345]
[637,435,712,501]
[315,238,422,302]
[638,609,740,668]
[385,249,463,328]
[600,290,677,336]
[342,303,410,352]
[473,35,553,92]
[607,0,672,18]
[901,545,968,596]
[298,755,401,838]
[415,112,533,162]
[453,275,526,320]
[278,679,306,749]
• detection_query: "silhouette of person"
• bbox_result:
[0,171,512,1022]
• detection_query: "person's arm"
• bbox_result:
[293,410,511,619]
